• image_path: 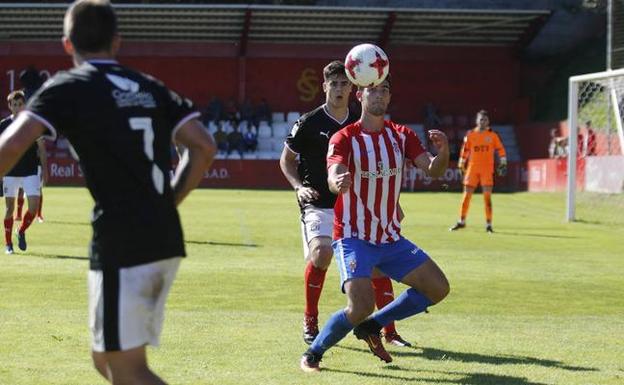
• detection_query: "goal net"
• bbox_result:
[567,68,624,224]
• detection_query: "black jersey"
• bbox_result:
[285,105,359,209]
[0,116,40,176]
[27,60,200,270]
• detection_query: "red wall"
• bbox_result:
[1,41,522,122]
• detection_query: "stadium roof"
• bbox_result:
[0,3,551,49]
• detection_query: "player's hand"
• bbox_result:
[457,159,466,177]
[428,129,449,153]
[296,186,319,203]
[335,171,352,194]
[496,163,507,177]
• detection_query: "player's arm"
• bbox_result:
[327,163,351,194]
[413,129,449,178]
[37,138,49,185]
[171,119,216,206]
[457,134,470,173]
[494,133,507,176]
[279,145,319,203]
[0,114,47,177]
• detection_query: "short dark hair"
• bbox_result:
[323,61,346,81]
[476,109,489,118]
[7,90,25,104]
[64,0,117,54]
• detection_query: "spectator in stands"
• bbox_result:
[203,96,223,124]
[227,126,245,158]
[585,120,597,156]
[255,98,272,126]
[243,125,258,153]
[213,123,228,155]
[224,97,239,127]
[239,97,255,128]
[548,128,567,158]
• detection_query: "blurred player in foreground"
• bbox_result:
[0,1,216,384]
[450,110,507,233]
[300,76,450,372]
[280,61,410,347]
[0,90,47,254]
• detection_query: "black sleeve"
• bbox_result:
[284,118,308,154]
[162,86,199,135]
[26,76,72,139]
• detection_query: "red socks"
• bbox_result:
[4,218,13,245]
[16,193,24,220]
[304,261,327,317]
[19,211,35,234]
[37,193,43,219]
[372,276,397,335]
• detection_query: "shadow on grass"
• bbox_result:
[337,345,596,372]
[494,231,578,239]
[26,251,88,261]
[185,240,258,248]
[324,367,548,385]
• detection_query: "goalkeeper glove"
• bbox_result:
[457,159,466,176]
[496,158,507,177]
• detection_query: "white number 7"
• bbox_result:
[129,117,165,194]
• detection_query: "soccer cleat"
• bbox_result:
[36,216,44,223]
[5,244,14,254]
[486,225,494,233]
[300,350,322,373]
[303,315,319,345]
[353,320,393,363]
[384,332,412,347]
[17,231,26,251]
[449,222,465,231]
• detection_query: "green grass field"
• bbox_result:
[0,187,622,385]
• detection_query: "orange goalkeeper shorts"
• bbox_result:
[464,170,493,188]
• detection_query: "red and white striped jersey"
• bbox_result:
[327,120,426,244]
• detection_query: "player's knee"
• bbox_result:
[309,244,333,269]
[430,277,450,304]
[346,299,375,324]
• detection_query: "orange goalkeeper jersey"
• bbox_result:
[459,128,506,174]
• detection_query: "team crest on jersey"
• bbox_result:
[485,137,492,143]
[392,141,401,154]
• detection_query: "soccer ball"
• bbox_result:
[344,43,390,87]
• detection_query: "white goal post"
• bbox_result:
[567,67,624,222]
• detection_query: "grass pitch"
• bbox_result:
[0,187,622,385]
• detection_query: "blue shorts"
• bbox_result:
[332,237,430,290]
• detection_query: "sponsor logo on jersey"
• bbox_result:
[361,161,401,179]
[106,73,156,109]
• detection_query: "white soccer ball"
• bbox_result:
[344,43,390,87]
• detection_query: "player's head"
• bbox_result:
[63,0,119,59]
[7,90,26,115]
[322,61,353,109]
[356,75,391,117]
[476,109,489,129]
